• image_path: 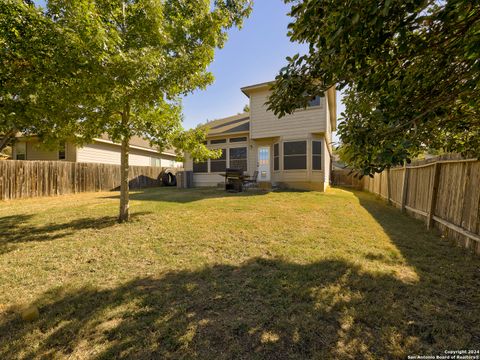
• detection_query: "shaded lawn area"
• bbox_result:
[0,187,479,359]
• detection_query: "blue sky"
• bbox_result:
[34,0,343,137]
[181,1,309,128]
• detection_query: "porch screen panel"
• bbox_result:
[210,149,227,172]
[193,160,208,173]
[283,141,307,170]
[229,147,247,172]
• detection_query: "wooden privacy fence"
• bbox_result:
[0,160,165,201]
[360,157,480,255]
[331,169,363,188]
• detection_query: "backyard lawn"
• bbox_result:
[0,187,479,359]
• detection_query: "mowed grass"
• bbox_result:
[0,187,479,359]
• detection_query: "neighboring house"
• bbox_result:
[184,81,336,191]
[12,134,182,168]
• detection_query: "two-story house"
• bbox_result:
[184,81,336,191]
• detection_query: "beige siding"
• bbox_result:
[249,89,327,139]
[25,141,58,161]
[21,140,75,161]
[66,143,76,162]
[76,142,176,167]
[76,142,120,164]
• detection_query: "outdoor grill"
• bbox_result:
[224,168,245,192]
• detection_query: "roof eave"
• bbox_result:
[207,130,250,138]
[240,81,275,97]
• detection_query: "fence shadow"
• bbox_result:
[1,255,479,359]
[0,212,151,255]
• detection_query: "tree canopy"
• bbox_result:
[267,0,480,175]
[1,0,252,221]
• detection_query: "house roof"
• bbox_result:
[95,134,176,155]
[240,81,274,97]
[203,113,250,137]
[15,134,177,156]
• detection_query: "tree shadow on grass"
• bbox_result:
[1,256,479,359]
[0,212,152,255]
[351,190,480,342]
[104,187,270,204]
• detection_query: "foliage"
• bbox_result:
[1,0,252,220]
[243,104,250,113]
[267,0,480,175]
[0,1,60,150]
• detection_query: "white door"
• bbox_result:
[257,146,271,181]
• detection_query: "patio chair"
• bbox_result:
[243,170,259,190]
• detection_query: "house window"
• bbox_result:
[307,95,321,107]
[210,139,226,144]
[15,142,26,160]
[283,141,307,170]
[312,140,322,170]
[210,149,226,172]
[58,143,66,160]
[273,143,279,171]
[229,137,247,143]
[229,147,247,172]
[193,160,208,173]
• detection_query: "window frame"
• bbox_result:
[273,143,280,171]
[229,137,247,143]
[229,146,248,172]
[210,138,227,145]
[283,140,307,171]
[307,95,321,108]
[58,143,66,160]
[193,159,209,173]
[210,148,227,173]
[312,140,322,171]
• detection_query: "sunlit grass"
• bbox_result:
[0,187,478,359]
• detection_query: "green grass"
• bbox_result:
[0,187,479,359]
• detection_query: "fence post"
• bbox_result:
[401,164,409,212]
[427,162,441,229]
[386,168,391,205]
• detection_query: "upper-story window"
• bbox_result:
[210,139,226,144]
[307,95,321,107]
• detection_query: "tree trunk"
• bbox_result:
[0,128,17,153]
[118,108,131,223]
